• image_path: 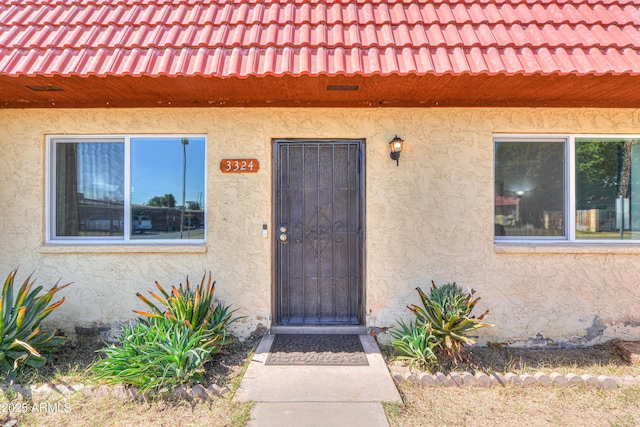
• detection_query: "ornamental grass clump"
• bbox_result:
[409,281,492,363]
[92,272,240,394]
[0,269,70,378]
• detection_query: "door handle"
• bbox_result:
[279,225,287,242]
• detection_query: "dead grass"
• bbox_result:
[1,396,252,427]
[384,340,640,427]
[386,382,640,427]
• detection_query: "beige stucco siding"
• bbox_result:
[1,107,640,345]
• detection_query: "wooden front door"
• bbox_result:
[274,139,364,325]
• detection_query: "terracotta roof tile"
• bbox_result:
[1,0,640,78]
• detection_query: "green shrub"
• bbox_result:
[92,319,226,393]
[390,320,439,371]
[134,273,241,343]
[0,269,70,377]
[93,272,241,394]
[408,281,492,363]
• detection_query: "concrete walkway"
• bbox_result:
[234,334,402,427]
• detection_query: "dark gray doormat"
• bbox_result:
[265,334,369,366]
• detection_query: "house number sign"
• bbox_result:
[220,159,260,173]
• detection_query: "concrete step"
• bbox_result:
[248,402,390,427]
[235,334,401,427]
[234,334,401,403]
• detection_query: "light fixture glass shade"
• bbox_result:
[389,135,403,166]
[389,136,403,154]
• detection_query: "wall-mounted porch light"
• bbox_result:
[389,135,404,166]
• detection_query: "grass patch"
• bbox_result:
[2,395,252,427]
[387,382,640,427]
[384,340,640,427]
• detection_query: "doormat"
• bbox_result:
[265,334,369,366]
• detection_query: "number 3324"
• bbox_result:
[220,159,260,173]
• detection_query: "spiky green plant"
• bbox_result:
[208,300,242,335]
[0,269,70,376]
[133,273,241,345]
[426,282,473,318]
[93,272,242,393]
[92,319,226,393]
[390,320,439,371]
[133,273,217,331]
[409,281,492,363]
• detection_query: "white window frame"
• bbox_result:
[494,133,640,244]
[46,134,207,245]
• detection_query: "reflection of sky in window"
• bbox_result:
[77,143,124,201]
[131,138,206,206]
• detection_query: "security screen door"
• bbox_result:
[275,140,363,325]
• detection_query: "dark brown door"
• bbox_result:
[275,140,364,325]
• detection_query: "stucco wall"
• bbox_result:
[1,107,640,346]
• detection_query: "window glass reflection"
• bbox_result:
[130,137,206,240]
[494,141,565,237]
[56,142,124,237]
[575,138,640,240]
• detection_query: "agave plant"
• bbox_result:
[208,300,242,335]
[93,319,226,393]
[390,319,439,371]
[408,281,492,363]
[0,269,70,376]
[425,282,473,318]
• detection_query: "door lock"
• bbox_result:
[278,225,288,242]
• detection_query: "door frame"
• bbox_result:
[271,138,367,327]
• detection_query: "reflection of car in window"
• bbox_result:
[79,216,123,232]
[132,215,152,233]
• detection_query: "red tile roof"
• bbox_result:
[2,0,640,79]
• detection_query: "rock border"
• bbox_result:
[3,370,637,403]
[0,382,232,402]
[389,366,640,390]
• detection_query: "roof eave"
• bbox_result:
[1,73,640,109]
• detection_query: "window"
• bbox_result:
[48,135,206,243]
[495,135,640,242]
